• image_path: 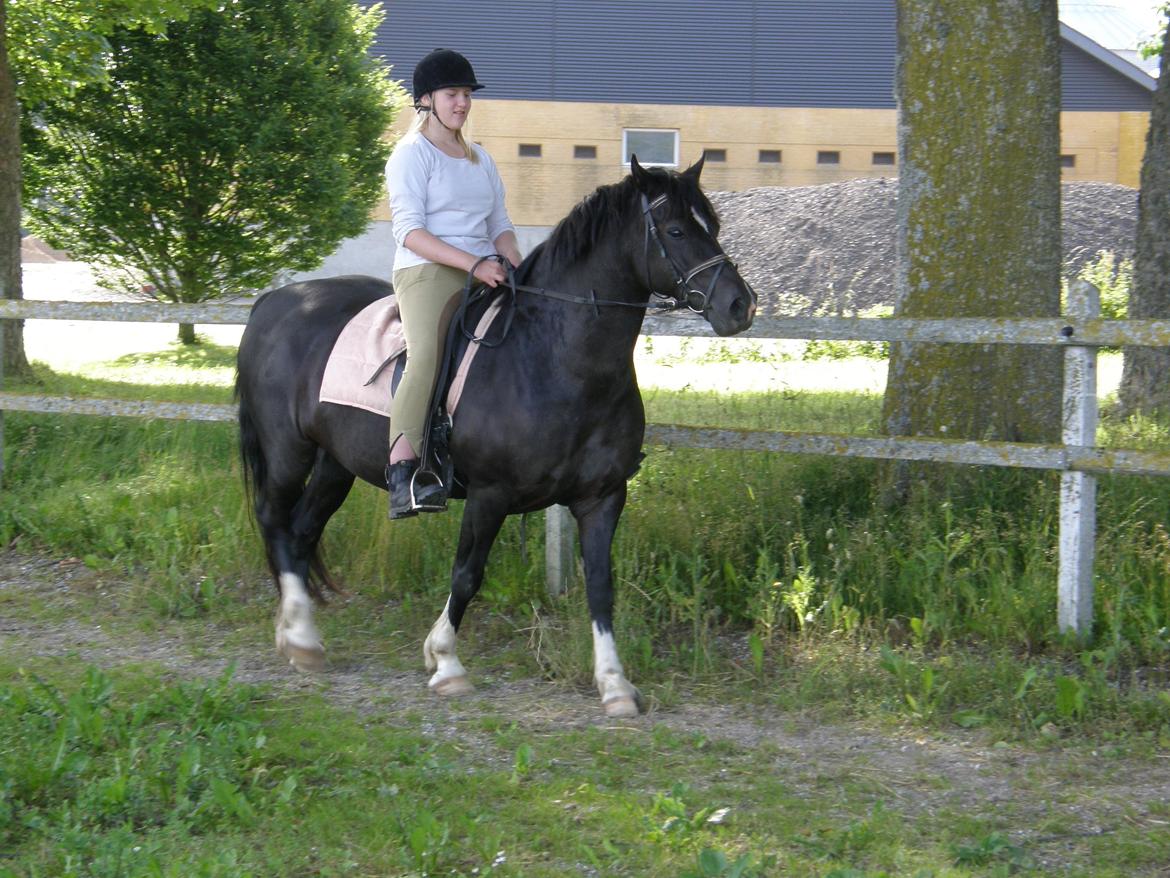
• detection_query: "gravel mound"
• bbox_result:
[708,179,1138,318]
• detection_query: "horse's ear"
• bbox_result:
[683,154,706,182]
[629,154,652,190]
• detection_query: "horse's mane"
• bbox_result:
[516,166,721,282]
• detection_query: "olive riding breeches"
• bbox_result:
[389,262,467,457]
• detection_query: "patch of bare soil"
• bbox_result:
[2,550,1168,872]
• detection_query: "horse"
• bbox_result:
[235,155,756,717]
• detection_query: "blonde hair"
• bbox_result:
[410,106,479,164]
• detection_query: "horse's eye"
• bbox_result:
[666,226,685,239]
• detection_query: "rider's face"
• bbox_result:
[424,87,473,129]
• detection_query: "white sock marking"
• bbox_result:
[277,572,321,652]
[425,598,468,686]
[592,622,634,703]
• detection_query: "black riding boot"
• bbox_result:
[386,461,448,520]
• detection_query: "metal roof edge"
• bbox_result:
[1060,21,1158,90]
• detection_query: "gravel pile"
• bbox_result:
[708,179,1138,318]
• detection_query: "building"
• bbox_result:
[317,0,1157,278]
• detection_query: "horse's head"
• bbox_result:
[629,155,757,336]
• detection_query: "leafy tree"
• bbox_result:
[22,0,400,343]
[1118,8,1170,419]
[0,0,23,374]
[882,0,1063,493]
[2,0,217,376]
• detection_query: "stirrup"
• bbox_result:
[386,462,447,520]
[410,467,448,514]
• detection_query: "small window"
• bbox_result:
[518,143,542,158]
[872,151,896,166]
[758,149,782,164]
[702,148,727,162]
[817,150,841,165]
[574,145,597,159]
[622,129,678,167]
[1061,154,1076,169]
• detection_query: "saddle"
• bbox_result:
[318,274,508,490]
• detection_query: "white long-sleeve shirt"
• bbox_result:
[384,131,515,272]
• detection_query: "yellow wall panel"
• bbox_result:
[377,100,1148,227]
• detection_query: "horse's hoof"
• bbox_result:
[603,695,641,718]
[430,675,475,697]
[278,639,326,673]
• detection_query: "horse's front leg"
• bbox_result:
[423,490,508,696]
[573,486,643,718]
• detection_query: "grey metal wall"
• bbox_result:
[367,0,896,108]
[1060,42,1153,110]
[363,0,1150,112]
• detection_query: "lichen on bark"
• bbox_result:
[1118,13,1170,419]
[884,0,1063,447]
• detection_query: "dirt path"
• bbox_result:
[3,550,1168,872]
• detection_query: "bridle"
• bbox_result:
[455,190,755,346]
[640,193,747,314]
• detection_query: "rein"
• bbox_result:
[459,189,745,345]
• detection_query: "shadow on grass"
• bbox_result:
[11,361,233,405]
[109,338,238,371]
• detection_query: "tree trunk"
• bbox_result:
[177,322,197,344]
[883,0,1063,466]
[1118,13,1170,420]
[0,0,32,379]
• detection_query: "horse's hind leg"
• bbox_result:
[267,448,354,672]
[423,489,508,695]
[573,486,643,717]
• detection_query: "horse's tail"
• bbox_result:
[236,391,259,509]
[235,373,273,577]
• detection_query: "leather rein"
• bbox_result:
[458,193,745,347]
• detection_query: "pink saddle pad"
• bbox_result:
[319,295,502,419]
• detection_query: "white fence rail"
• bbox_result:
[3,281,1168,636]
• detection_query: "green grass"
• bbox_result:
[14,340,239,404]
[3,342,1170,720]
[2,654,1167,878]
[2,339,1170,874]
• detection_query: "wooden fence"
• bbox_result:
[4,279,1170,636]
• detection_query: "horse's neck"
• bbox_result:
[521,259,648,375]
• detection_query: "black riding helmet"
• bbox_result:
[412,48,485,107]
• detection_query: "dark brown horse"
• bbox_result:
[235,156,755,716]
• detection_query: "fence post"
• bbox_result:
[1058,279,1099,636]
[545,503,575,597]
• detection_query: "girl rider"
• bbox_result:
[384,48,522,519]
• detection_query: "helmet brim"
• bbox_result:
[426,81,485,93]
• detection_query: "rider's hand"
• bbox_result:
[473,258,508,288]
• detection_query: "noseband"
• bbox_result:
[641,193,741,314]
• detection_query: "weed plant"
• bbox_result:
[3,333,1170,744]
[0,664,281,875]
[15,660,1124,877]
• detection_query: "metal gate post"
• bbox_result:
[1058,279,1100,636]
[545,503,575,597]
